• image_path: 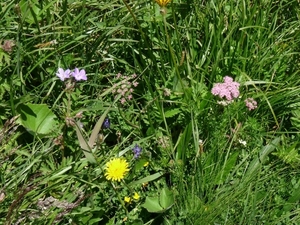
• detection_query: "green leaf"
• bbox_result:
[244,137,280,180]
[88,107,111,148]
[134,158,149,172]
[164,109,181,118]
[19,0,42,24]
[75,121,97,164]
[142,188,174,213]
[16,103,57,135]
[129,220,143,225]
[129,172,164,186]
[215,151,239,185]
[142,196,164,213]
[159,187,174,209]
[48,166,72,181]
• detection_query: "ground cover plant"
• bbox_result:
[1,0,300,224]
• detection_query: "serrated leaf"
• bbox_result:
[164,108,181,118]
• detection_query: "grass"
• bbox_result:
[1,0,300,224]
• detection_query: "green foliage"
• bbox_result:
[16,103,58,136]
[1,0,300,224]
[142,187,174,213]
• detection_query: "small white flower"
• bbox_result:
[239,139,247,146]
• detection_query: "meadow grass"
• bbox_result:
[1,0,300,224]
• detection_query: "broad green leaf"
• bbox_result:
[142,188,174,213]
[16,103,57,135]
[159,188,174,209]
[19,0,42,24]
[142,196,163,213]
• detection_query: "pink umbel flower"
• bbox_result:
[56,68,71,81]
[120,98,126,104]
[245,98,257,111]
[211,76,240,101]
[72,68,87,81]
[112,73,138,104]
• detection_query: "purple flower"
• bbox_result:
[102,118,110,129]
[133,144,142,159]
[56,68,71,81]
[72,68,87,81]
[245,98,257,111]
[211,76,240,101]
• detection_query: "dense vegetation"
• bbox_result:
[1,0,300,224]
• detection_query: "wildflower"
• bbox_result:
[65,116,76,127]
[211,76,240,101]
[155,0,171,7]
[245,98,257,111]
[72,68,87,81]
[163,88,171,96]
[239,139,247,146]
[102,117,110,129]
[53,135,63,146]
[133,144,142,159]
[56,68,71,81]
[217,100,234,106]
[116,73,122,79]
[113,73,138,104]
[124,196,131,203]
[105,158,129,182]
[133,192,140,200]
[157,136,170,149]
[1,40,15,53]
[143,162,149,167]
[75,111,83,119]
[132,81,139,87]
[120,98,126,105]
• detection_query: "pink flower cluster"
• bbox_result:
[211,76,240,101]
[112,73,138,104]
[245,98,257,111]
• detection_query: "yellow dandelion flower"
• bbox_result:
[155,0,171,7]
[133,192,140,200]
[105,158,129,182]
[124,196,131,203]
